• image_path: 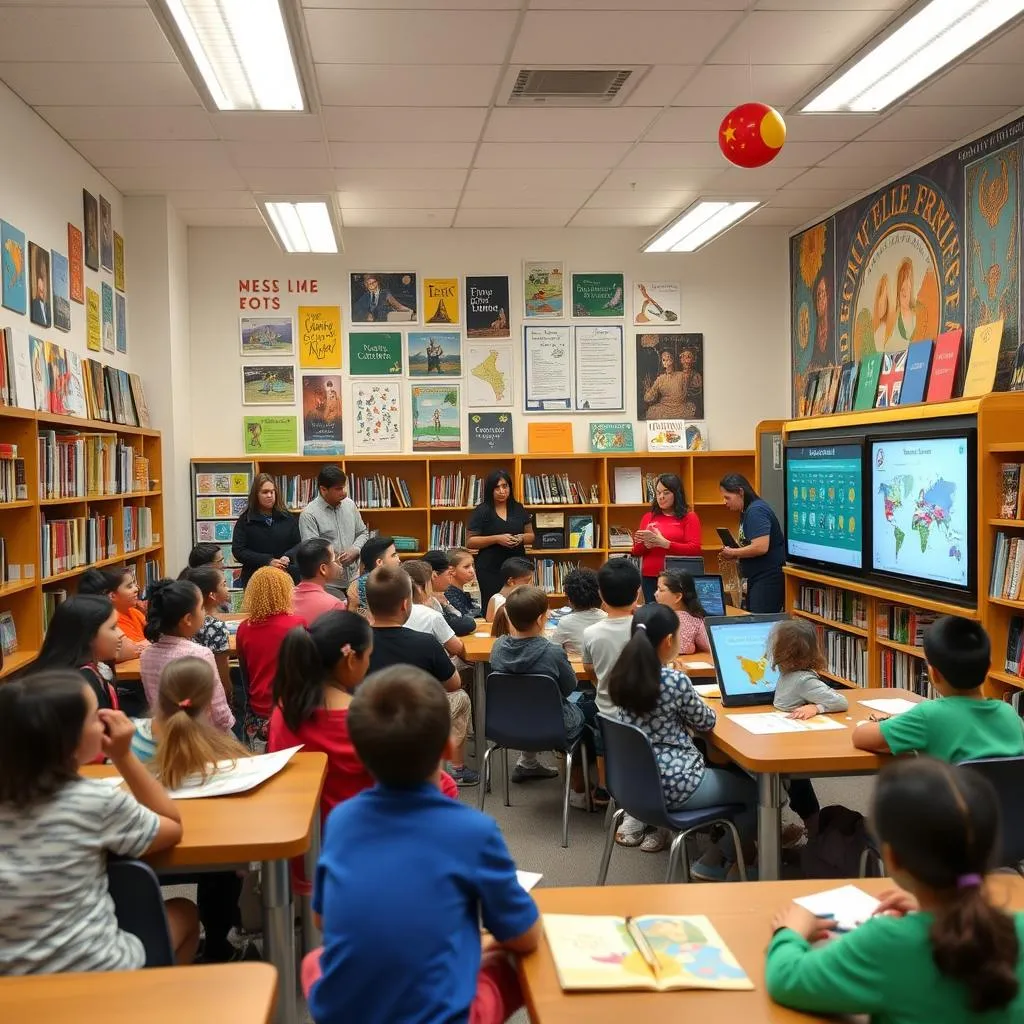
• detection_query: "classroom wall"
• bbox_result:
[186,224,792,459]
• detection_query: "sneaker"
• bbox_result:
[511,762,559,783]
[690,844,729,882]
[615,826,647,848]
[449,765,480,787]
[640,827,671,853]
[568,791,590,810]
[726,862,758,882]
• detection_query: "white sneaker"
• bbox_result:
[640,827,671,853]
[568,791,589,810]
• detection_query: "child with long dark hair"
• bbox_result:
[767,758,1024,1019]
[79,566,149,662]
[654,569,710,655]
[608,603,756,870]
[180,565,233,709]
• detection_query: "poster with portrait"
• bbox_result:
[422,277,459,325]
[83,190,99,271]
[465,275,511,337]
[242,364,296,405]
[28,242,51,329]
[351,381,401,453]
[408,331,461,377]
[635,333,704,421]
[99,195,113,271]
[302,373,344,455]
[350,272,417,324]
[790,220,836,415]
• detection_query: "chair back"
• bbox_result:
[485,673,568,750]
[107,857,174,967]
[598,714,673,827]
[958,755,1024,870]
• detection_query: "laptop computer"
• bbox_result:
[692,574,727,617]
[705,613,788,707]
[664,556,706,578]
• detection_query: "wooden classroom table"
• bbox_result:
[0,963,278,1024]
[521,874,1024,1023]
[116,613,245,681]
[706,688,926,882]
[82,752,326,1024]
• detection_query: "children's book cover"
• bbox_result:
[302,373,344,456]
[28,242,52,329]
[411,384,460,452]
[101,282,115,353]
[572,273,624,318]
[926,328,964,401]
[349,332,402,375]
[1,220,27,314]
[28,335,47,412]
[44,340,69,416]
[68,223,84,303]
[196,474,216,496]
[899,339,934,405]
[589,422,634,452]
[129,373,150,427]
[874,349,907,408]
[51,250,71,333]
[297,306,341,369]
[422,278,459,326]
[65,350,88,418]
[230,473,250,494]
[465,275,510,338]
[351,381,401,453]
[408,331,460,377]
[646,419,686,452]
[242,364,296,405]
[683,421,709,451]
[240,316,294,356]
[852,353,882,410]
[523,260,563,319]
[243,416,298,455]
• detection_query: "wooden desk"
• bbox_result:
[116,616,243,680]
[83,752,326,1024]
[521,875,1024,1023]
[707,689,926,881]
[0,963,278,1023]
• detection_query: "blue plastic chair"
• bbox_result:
[107,857,175,967]
[597,714,748,884]
[958,755,1024,874]
[478,672,590,848]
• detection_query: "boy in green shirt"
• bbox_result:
[852,615,1024,762]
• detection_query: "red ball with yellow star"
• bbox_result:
[718,102,786,169]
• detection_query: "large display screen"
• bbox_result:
[870,435,971,591]
[785,443,864,570]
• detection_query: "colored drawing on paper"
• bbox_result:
[408,331,461,377]
[351,381,401,453]
[240,316,294,356]
[411,384,460,452]
[242,364,296,405]
[523,260,563,318]
[1,220,27,314]
[633,281,680,326]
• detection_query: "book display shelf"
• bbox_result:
[191,450,755,604]
[0,407,163,678]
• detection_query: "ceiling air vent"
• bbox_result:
[500,66,647,107]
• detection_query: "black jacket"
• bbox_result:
[232,509,301,587]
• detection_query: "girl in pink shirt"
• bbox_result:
[656,570,710,656]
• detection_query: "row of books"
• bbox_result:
[811,624,868,687]
[880,649,934,697]
[535,558,583,594]
[143,558,162,595]
[535,513,599,549]
[429,520,464,548]
[40,513,116,578]
[522,474,600,505]
[430,473,484,508]
[0,447,27,503]
[875,604,937,646]
[123,506,154,553]
[272,474,316,509]
[609,468,677,505]
[998,463,1024,520]
[349,474,414,509]
[38,431,148,500]
[990,532,1024,601]
[796,584,869,629]
[43,589,66,631]
[1003,616,1024,678]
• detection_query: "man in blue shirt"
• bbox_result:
[305,666,540,1024]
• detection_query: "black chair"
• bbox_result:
[958,755,1024,873]
[478,672,590,848]
[597,714,748,885]
[107,857,175,966]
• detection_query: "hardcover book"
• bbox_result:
[899,339,934,405]
[853,354,882,410]
[926,328,964,402]
[962,320,1004,398]
[874,350,907,408]
[1000,463,1021,519]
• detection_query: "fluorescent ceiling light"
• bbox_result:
[803,0,1024,113]
[643,200,760,254]
[149,0,307,111]
[258,199,341,254]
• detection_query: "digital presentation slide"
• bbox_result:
[693,577,725,616]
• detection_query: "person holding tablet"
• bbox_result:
[718,473,785,613]
[467,469,534,612]
[631,473,702,603]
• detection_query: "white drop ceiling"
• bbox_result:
[0,0,1021,232]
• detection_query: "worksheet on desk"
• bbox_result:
[725,712,847,735]
[859,698,918,715]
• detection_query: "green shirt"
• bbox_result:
[766,912,1024,1023]
[878,696,1024,763]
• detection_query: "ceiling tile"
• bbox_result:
[75,140,232,168]
[474,142,631,168]
[460,189,593,209]
[335,168,468,190]
[304,0,517,7]
[819,139,942,169]
[708,164,808,190]
[531,0,746,8]
[35,105,215,141]
[758,140,844,167]
[624,66,698,107]
[783,166,889,191]
[0,0,146,5]
[754,0,905,8]
[324,106,486,143]
[767,188,855,209]
[620,142,726,169]
[315,64,501,107]
[570,208,675,227]
[211,113,325,142]
[512,11,741,65]
[585,188,695,209]
[343,209,456,227]
[908,63,1024,107]
[226,141,331,168]
[602,167,725,190]
[454,209,575,227]
[0,8,175,62]
[102,165,247,191]
[859,105,1017,143]
[238,167,338,192]
[745,206,821,227]
[484,107,658,144]
[330,141,475,168]
[180,209,266,227]
[338,190,463,209]
[0,61,199,106]
[643,107,728,143]
[672,64,832,108]
[782,112,879,143]
[306,9,517,63]
[168,191,256,210]
[969,21,1024,63]
[467,167,607,190]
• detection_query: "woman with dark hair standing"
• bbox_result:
[719,473,785,613]
[231,472,301,588]
[466,469,535,612]
[631,473,702,603]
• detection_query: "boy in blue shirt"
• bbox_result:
[303,665,541,1024]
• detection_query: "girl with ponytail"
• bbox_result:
[767,757,1024,1020]
[607,603,757,872]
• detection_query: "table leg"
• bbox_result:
[262,858,297,1024]
[757,773,782,881]
[301,810,322,955]
[471,661,486,771]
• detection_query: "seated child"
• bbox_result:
[0,671,199,972]
[303,666,540,1024]
[488,585,588,785]
[186,542,225,570]
[610,603,757,870]
[853,616,1024,760]
[551,568,606,656]
[485,556,534,622]
[423,549,476,636]
[654,570,710,655]
[445,547,482,618]
[403,560,466,660]
[180,565,233,710]
[766,757,1024,1021]
[346,536,400,615]
[79,567,149,664]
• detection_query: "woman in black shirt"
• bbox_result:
[231,473,301,588]
[467,469,535,611]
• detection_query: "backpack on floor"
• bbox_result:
[800,804,876,879]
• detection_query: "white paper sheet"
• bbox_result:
[693,684,721,698]
[517,871,543,892]
[686,660,714,670]
[474,631,491,637]
[794,885,880,932]
[859,698,918,715]
[726,712,847,735]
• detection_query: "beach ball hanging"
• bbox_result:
[718,102,786,169]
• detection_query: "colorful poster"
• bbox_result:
[51,250,71,333]
[101,281,114,352]
[524,326,571,411]
[465,275,511,338]
[113,232,125,292]
[242,364,296,405]
[86,287,101,351]
[243,415,297,454]
[572,273,624,318]
[67,223,84,303]
[240,315,294,356]
[636,333,704,420]
[99,195,113,271]
[790,220,837,414]
[115,293,127,353]
[28,243,51,329]
[589,422,634,452]
[298,305,342,368]
[351,380,401,453]
[83,190,99,271]
[573,325,624,411]
[408,331,460,377]
[523,260,563,319]
[349,331,402,375]
[1,220,27,314]
[633,281,681,326]
[422,277,459,325]
[467,343,513,407]
[411,384,460,452]
[468,412,513,453]
[350,272,417,324]
[301,373,344,456]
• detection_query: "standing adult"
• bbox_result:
[467,469,534,612]
[631,473,702,603]
[232,473,301,589]
[298,466,368,585]
[719,473,785,613]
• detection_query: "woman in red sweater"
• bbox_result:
[631,473,702,602]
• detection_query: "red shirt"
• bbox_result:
[236,612,306,717]
[292,581,345,626]
[631,510,702,577]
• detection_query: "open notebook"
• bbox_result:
[542,914,752,992]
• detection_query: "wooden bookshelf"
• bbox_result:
[0,409,163,678]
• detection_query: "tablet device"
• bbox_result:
[705,613,788,707]
[692,574,727,617]
[664,556,706,578]
[716,527,739,548]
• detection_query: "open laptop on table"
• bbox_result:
[705,613,788,707]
